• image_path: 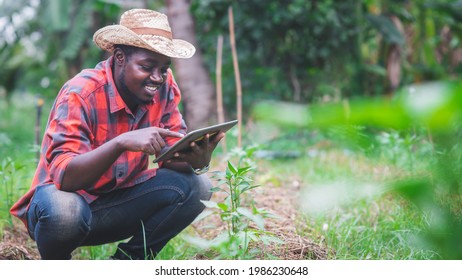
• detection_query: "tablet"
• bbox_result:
[153,120,238,163]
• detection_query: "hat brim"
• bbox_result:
[93,25,196,59]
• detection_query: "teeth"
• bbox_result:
[145,85,158,91]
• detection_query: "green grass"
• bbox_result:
[72,230,202,260]
[309,197,436,259]
[0,94,42,227]
[263,147,438,260]
[73,243,118,260]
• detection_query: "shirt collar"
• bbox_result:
[103,56,130,115]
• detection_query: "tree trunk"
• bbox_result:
[166,0,216,130]
[386,15,403,96]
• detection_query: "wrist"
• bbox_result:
[113,135,127,153]
[193,164,210,175]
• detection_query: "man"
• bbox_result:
[10,9,224,260]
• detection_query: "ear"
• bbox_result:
[113,48,125,65]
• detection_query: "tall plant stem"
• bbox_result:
[229,175,241,234]
[216,35,227,153]
[228,6,242,147]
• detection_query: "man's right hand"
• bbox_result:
[61,127,183,192]
[115,127,184,155]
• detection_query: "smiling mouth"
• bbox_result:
[145,85,160,95]
[145,85,158,91]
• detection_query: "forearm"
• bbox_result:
[60,138,125,192]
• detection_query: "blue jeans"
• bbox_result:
[26,168,212,260]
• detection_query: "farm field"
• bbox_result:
[1,96,454,260]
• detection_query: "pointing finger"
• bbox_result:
[158,128,184,138]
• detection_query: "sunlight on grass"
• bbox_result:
[251,81,462,259]
[264,152,437,260]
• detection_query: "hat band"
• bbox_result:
[130,27,173,39]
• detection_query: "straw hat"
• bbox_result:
[93,9,195,59]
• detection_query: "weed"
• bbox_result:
[0,157,25,226]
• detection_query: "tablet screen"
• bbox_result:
[153,120,238,163]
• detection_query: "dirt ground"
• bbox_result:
[0,222,40,260]
[191,166,329,260]
[249,179,329,260]
[0,166,328,260]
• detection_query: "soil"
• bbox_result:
[0,222,40,260]
[0,164,329,260]
[191,164,329,260]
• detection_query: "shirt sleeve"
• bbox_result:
[45,92,93,190]
[161,70,187,147]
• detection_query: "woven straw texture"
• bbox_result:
[93,9,195,58]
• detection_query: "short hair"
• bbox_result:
[114,44,140,60]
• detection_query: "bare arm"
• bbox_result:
[60,127,183,192]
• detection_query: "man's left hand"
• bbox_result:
[166,132,225,169]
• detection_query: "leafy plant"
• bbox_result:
[0,157,25,226]
[211,162,261,235]
[185,156,280,259]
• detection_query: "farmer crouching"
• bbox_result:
[10,9,224,260]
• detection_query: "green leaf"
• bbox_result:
[220,213,232,221]
[236,207,265,230]
[392,179,433,209]
[237,166,253,175]
[241,184,260,193]
[47,0,71,31]
[200,200,219,209]
[210,187,223,193]
[182,235,212,250]
[217,202,229,211]
[227,161,237,174]
[192,209,214,224]
[62,0,93,59]
[366,14,405,45]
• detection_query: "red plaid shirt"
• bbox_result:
[10,56,187,226]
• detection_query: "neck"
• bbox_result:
[112,60,138,112]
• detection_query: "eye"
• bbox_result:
[141,65,152,71]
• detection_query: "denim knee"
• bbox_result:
[152,169,212,211]
[27,185,91,243]
[179,173,213,216]
[195,174,213,201]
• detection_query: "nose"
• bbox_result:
[150,69,164,83]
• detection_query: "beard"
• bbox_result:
[118,68,152,105]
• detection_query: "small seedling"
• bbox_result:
[186,156,281,259]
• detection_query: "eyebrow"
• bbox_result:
[140,57,171,66]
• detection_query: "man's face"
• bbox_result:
[115,47,171,109]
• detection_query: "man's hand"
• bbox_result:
[115,127,184,155]
[165,132,226,169]
[61,127,183,192]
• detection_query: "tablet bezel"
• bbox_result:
[153,120,238,163]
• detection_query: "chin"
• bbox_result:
[139,97,155,104]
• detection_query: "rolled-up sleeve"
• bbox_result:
[46,92,93,189]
